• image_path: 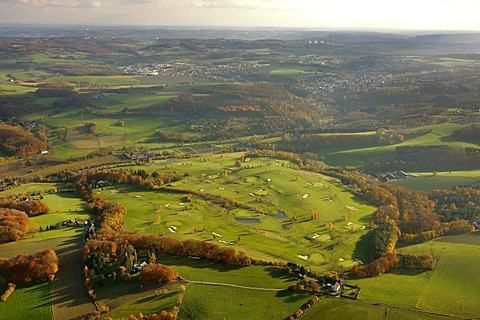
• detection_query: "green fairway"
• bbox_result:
[180,284,312,320]
[99,155,376,271]
[0,282,52,320]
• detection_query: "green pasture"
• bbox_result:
[0,182,61,196]
[100,155,376,271]
[0,282,52,320]
[390,170,480,191]
[0,82,37,95]
[352,269,433,308]
[44,75,140,87]
[351,233,480,318]
[0,68,51,82]
[22,103,173,156]
[26,192,90,241]
[320,122,480,168]
[157,255,298,288]
[302,298,454,320]
[91,92,173,113]
[1,183,90,241]
[0,235,78,258]
[97,281,182,319]
[415,247,480,317]
[180,284,312,320]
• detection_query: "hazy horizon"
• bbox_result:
[1,0,480,32]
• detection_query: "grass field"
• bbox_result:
[351,233,480,318]
[96,281,182,319]
[96,256,302,319]
[44,75,141,87]
[157,255,298,288]
[390,170,480,191]
[0,282,53,320]
[301,298,456,320]
[0,182,61,196]
[180,284,312,320]
[1,183,91,241]
[320,122,480,168]
[415,247,480,318]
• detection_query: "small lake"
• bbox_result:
[271,211,287,219]
[235,217,260,223]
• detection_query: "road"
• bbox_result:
[51,237,96,320]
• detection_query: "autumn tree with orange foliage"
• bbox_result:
[0,249,58,283]
[0,208,30,241]
[0,197,50,216]
[140,264,178,283]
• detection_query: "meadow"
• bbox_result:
[320,122,480,168]
[0,184,91,241]
[0,183,94,320]
[96,256,305,319]
[390,170,480,191]
[301,298,457,320]
[351,233,480,318]
[179,284,312,320]
[0,282,53,320]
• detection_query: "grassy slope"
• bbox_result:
[1,184,90,241]
[0,282,53,320]
[350,233,480,318]
[321,123,480,168]
[96,281,182,319]
[180,284,312,320]
[390,170,480,191]
[157,255,299,288]
[302,298,455,320]
[415,246,480,317]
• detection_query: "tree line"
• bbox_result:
[370,145,480,171]
[278,129,404,153]
[0,208,30,241]
[0,123,47,157]
[0,196,50,216]
[0,249,58,283]
[453,123,480,144]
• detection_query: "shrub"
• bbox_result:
[1,283,16,302]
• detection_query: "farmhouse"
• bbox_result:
[331,282,341,292]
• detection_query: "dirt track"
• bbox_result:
[51,237,96,320]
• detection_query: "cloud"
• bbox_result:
[115,0,293,10]
[1,0,101,8]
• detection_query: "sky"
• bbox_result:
[1,0,480,31]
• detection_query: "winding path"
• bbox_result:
[183,279,284,292]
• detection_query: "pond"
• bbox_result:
[234,217,260,223]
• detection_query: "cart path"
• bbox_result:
[51,237,96,320]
